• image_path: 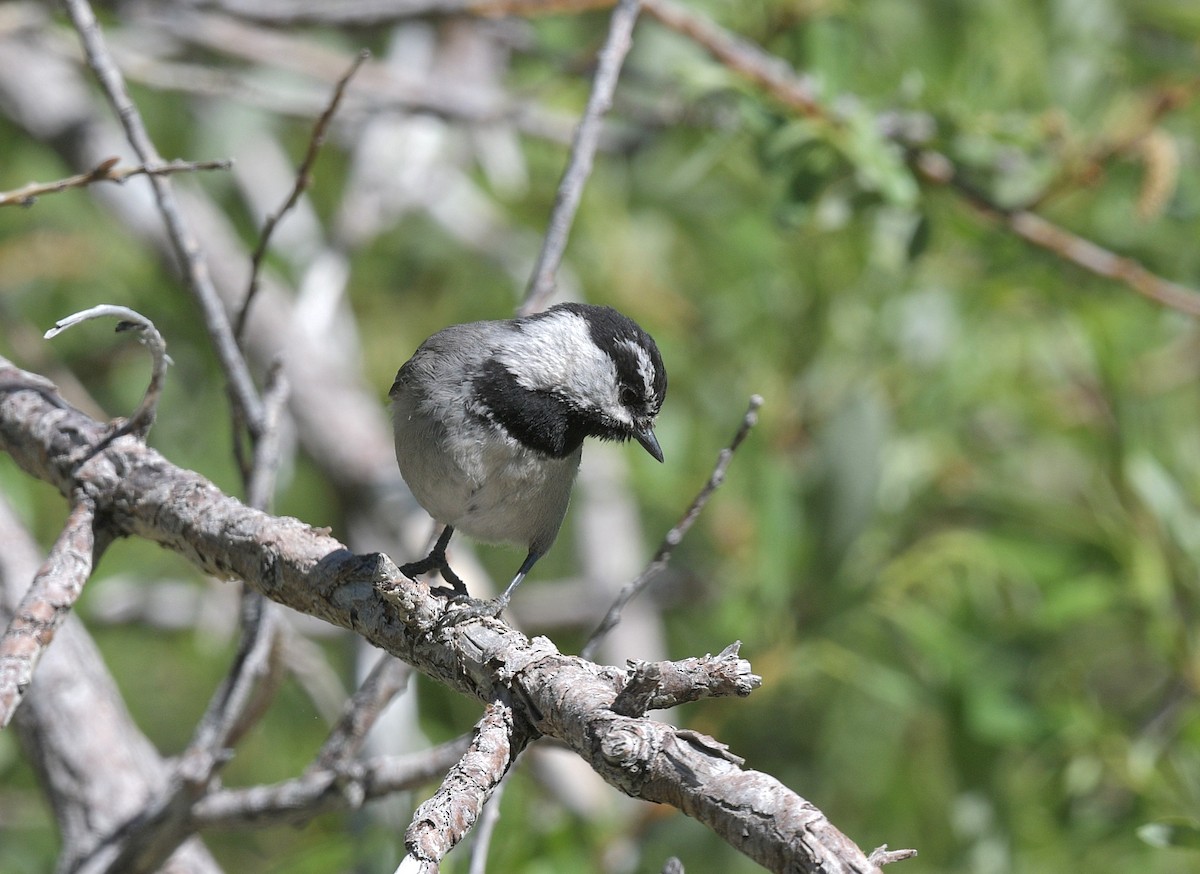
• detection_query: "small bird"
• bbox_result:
[390,302,667,609]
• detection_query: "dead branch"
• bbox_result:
[44,305,172,439]
[0,356,910,873]
[404,700,532,866]
[63,0,267,435]
[188,736,472,829]
[0,157,232,207]
[0,499,99,728]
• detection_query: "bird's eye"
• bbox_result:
[619,385,638,407]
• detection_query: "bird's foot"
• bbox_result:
[435,595,510,628]
[400,555,468,598]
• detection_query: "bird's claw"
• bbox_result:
[434,596,510,628]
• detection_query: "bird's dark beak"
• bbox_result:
[636,428,664,463]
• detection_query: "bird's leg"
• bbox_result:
[400,525,468,597]
[491,550,541,613]
[437,549,542,626]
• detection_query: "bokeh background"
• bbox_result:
[3,1,1200,871]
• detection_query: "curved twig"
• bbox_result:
[44,305,172,439]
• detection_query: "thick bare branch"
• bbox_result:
[0,498,98,728]
[0,357,908,873]
[404,700,532,865]
[612,642,762,717]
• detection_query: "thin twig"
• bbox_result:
[642,0,824,118]
[244,359,290,510]
[640,0,1200,318]
[62,0,267,435]
[913,149,1200,316]
[235,49,369,342]
[44,305,172,439]
[0,498,97,728]
[188,736,473,829]
[581,395,762,661]
[315,652,413,772]
[518,0,642,315]
[0,157,232,208]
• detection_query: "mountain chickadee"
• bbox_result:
[390,302,667,608]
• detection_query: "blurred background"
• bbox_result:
[3,0,1200,872]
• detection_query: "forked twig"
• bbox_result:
[63,0,266,435]
[581,395,762,661]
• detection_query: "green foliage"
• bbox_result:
[4,0,1200,872]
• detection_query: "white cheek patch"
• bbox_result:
[496,310,630,423]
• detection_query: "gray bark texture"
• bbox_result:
[0,353,888,874]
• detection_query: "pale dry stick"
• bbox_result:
[0,157,232,207]
[402,700,534,871]
[518,0,642,316]
[244,360,290,511]
[0,498,98,728]
[44,305,172,439]
[188,735,473,829]
[581,395,763,662]
[62,0,266,435]
[235,48,371,342]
